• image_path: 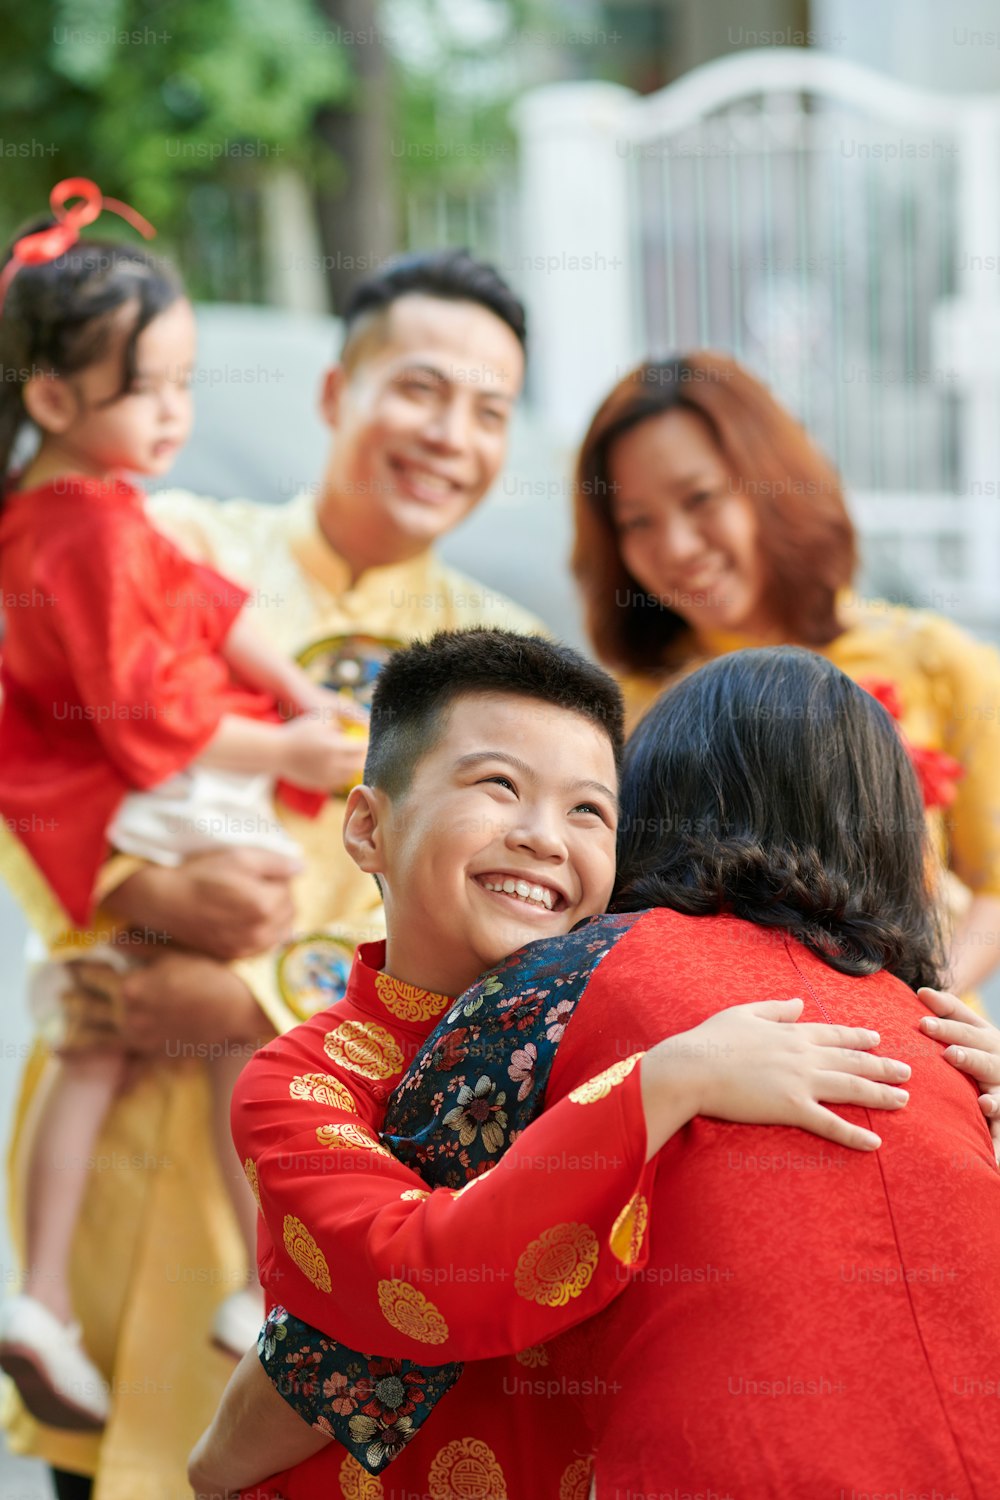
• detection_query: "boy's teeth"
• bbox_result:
[482,878,556,911]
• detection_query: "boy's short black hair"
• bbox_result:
[341,248,527,354]
[365,629,623,798]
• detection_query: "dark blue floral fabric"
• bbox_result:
[258,913,638,1473]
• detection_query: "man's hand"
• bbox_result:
[67,952,274,1058]
[119,951,273,1055]
[103,847,300,961]
[919,986,1000,1165]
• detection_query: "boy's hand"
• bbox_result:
[918,986,1000,1165]
[649,999,911,1153]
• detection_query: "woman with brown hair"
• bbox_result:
[572,352,1000,998]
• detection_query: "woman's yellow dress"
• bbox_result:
[621,597,1000,998]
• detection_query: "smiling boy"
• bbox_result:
[190,630,914,1500]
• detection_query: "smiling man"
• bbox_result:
[0,251,542,1500]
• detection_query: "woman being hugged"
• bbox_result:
[573,352,1000,999]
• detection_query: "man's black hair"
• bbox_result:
[365,628,622,798]
[341,248,527,351]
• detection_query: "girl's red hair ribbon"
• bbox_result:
[0,177,156,312]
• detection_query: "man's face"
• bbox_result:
[319,294,524,555]
[363,692,618,998]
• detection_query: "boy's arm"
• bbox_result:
[188,1343,329,1499]
[240,1051,657,1362]
[240,994,903,1362]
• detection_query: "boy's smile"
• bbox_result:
[344,691,618,998]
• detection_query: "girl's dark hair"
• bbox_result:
[0,226,182,476]
[612,647,945,991]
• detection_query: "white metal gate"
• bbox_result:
[514,50,1000,622]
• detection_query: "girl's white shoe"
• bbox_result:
[0,1295,110,1429]
[211,1286,266,1359]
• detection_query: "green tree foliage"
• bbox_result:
[0,0,350,296]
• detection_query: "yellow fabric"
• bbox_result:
[621,597,1000,899]
[1,487,543,1497]
[620,597,1000,1008]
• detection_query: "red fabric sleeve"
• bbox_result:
[39,518,251,788]
[243,1053,654,1361]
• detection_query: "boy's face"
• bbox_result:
[318,294,523,562]
[350,691,618,998]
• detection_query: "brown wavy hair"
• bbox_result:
[572,353,858,675]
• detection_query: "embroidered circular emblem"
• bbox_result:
[289,1072,358,1112]
[610,1192,650,1267]
[514,1343,548,1368]
[377,1280,449,1345]
[243,1156,261,1211]
[283,1215,331,1293]
[568,1052,644,1105]
[339,1451,385,1498]
[400,1188,429,1200]
[316,1122,392,1156]
[559,1456,594,1500]
[514,1223,599,1308]
[325,1019,404,1080]
[277,935,354,1022]
[374,969,451,1023]
[427,1437,507,1499]
[297,632,402,710]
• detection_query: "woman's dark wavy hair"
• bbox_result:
[612,647,945,991]
[0,223,182,477]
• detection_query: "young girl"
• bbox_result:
[0,181,365,1431]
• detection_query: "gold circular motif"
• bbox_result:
[559,1456,594,1500]
[514,1223,599,1308]
[276,935,355,1022]
[289,1072,359,1112]
[377,1279,449,1345]
[339,1451,385,1499]
[514,1343,548,1368]
[400,1188,429,1200]
[243,1156,261,1211]
[609,1192,649,1267]
[324,1019,404,1081]
[428,1437,507,1499]
[283,1214,331,1293]
[568,1052,644,1105]
[374,969,451,1023]
[316,1121,392,1156]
